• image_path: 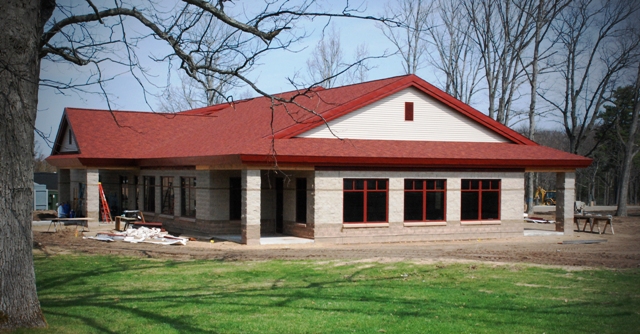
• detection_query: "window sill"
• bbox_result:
[460,221,501,225]
[178,217,196,223]
[404,222,447,227]
[342,223,389,228]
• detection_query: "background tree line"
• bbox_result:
[375,0,640,216]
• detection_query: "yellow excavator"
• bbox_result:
[535,186,556,206]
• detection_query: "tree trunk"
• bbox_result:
[0,0,53,329]
[615,65,640,217]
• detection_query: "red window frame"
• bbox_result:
[343,179,388,223]
[404,179,446,221]
[460,179,501,221]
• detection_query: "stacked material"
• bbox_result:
[87,227,188,245]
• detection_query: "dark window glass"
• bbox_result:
[481,192,499,220]
[343,192,364,222]
[404,192,423,221]
[343,179,388,223]
[134,176,139,210]
[161,177,175,215]
[404,179,413,190]
[229,177,241,220]
[367,192,387,221]
[461,192,479,220]
[143,176,155,212]
[404,179,446,221]
[181,177,196,218]
[461,179,500,221]
[426,180,434,189]
[296,178,307,223]
[426,192,445,220]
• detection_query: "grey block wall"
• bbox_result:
[313,170,525,244]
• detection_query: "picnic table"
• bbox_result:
[116,210,163,231]
[574,214,614,234]
[48,217,91,232]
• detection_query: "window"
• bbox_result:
[161,176,174,215]
[461,179,500,220]
[119,176,129,215]
[229,177,241,220]
[405,102,414,121]
[296,178,307,223]
[343,179,388,223]
[181,177,196,218]
[134,176,139,210]
[68,129,73,145]
[404,179,446,221]
[143,176,155,212]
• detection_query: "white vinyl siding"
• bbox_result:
[60,128,79,152]
[297,87,509,143]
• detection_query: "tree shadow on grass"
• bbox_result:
[35,258,640,333]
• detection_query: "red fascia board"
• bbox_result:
[240,154,593,169]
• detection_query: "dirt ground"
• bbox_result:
[32,211,640,269]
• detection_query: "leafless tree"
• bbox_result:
[426,0,482,105]
[380,0,434,75]
[519,0,571,214]
[306,24,372,88]
[1,0,394,329]
[614,65,640,216]
[157,19,246,111]
[307,24,344,88]
[541,0,640,154]
[463,0,537,125]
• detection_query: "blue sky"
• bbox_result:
[35,0,505,156]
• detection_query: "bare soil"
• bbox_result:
[33,211,640,269]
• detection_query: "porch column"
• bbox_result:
[86,169,100,228]
[241,169,261,245]
[195,170,213,221]
[555,172,575,235]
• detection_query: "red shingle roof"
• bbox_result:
[47,75,591,169]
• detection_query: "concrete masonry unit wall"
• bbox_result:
[313,170,524,244]
[62,167,525,244]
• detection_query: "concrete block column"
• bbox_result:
[555,172,575,235]
[388,178,404,223]
[241,169,261,245]
[195,171,213,220]
[86,169,100,228]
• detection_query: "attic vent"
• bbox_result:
[68,129,73,144]
[405,102,414,121]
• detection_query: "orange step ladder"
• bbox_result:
[98,182,112,223]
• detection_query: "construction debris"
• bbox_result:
[87,227,188,245]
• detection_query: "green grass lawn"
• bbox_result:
[17,254,640,333]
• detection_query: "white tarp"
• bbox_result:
[87,227,188,245]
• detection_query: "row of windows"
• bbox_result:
[343,179,500,223]
[143,176,196,218]
[142,176,308,223]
